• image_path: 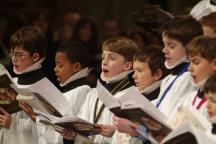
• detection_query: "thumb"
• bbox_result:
[0,107,9,115]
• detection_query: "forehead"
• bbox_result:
[188,54,201,60]
[12,46,28,53]
[162,34,179,43]
[55,52,69,61]
[133,60,148,66]
[102,50,122,57]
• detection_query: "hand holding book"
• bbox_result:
[0,69,20,114]
[112,115,139,137]
[97,124,116,137]
[0,107,12,129]
[19,101,37,122]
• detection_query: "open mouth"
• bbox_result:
[55,75,61,82]
[13,65,19,69]
[208,111,214,117]
[191,75,197,82]
[134,82,139,86]
[102,68,109,73]
[165,57,171,61]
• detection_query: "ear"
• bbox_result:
[211,59,216,72]
[73,62,82,73]
[123,61,133,71]
[32,53,40,62]
[153,69,163,81]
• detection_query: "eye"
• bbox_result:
[136,68,143,72]
[168,44,175,49]
[192,59,199,65]
[109,57,116,60]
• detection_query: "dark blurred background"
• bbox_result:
[0,0,202,87]
[0,0,200,41]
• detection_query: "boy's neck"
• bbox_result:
[165,55,188,70]
[61,77,88,93]
[101,70,133,84]
[60,67,90,87]
[210,0,216,6]
[212,123,216,134]
[17,68,45,85]
[140,80,161,95]
[100,72,134,94]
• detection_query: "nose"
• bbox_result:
[188,62,193,72]
[162,46,168,54]
[132,71,137,80]
[11,56,18,64]
[102,58,108,66]
[54,66,58,73]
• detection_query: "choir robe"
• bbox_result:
[0,68,45,144]
[153,62,194,119]
[36,68,91,144]
[76,71,135,144]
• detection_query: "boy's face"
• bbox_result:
[101,50,132,79]
[188,54,216,84]
[133,60,156,91]
[11,47,38,73]
[162,35,186,67]
[54,52,78,84]
[206,92,216,118]
[202,26,216,37]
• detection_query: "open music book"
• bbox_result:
[15,78,72,117]
[161,123,216,144]
[168,101,212,131]
[96,80,171,142]
[36,110,102,137]
[0,68,20,114]
[96,80,213,143]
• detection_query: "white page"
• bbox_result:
[168,102,212,131]
[16,94,50,114]
[96,80,121,109]
[119,86,168,124]
[161,123,216,144]
[36,110,92,124]
[16,78,72,116]
[28,78,72,116]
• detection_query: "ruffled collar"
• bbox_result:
[60,67,90,87]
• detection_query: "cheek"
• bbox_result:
[138,73,146,82]
[20,60,35,70]
[213,105,216,114]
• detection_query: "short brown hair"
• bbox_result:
[200,12,216,33]
[186,36,216,61]
[10,26,47,58]
[102,37,138,61]
[133,45,169,79]
[204,73,216,94]
[162,15,203,46]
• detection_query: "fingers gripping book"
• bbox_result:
[0,68,20,114]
